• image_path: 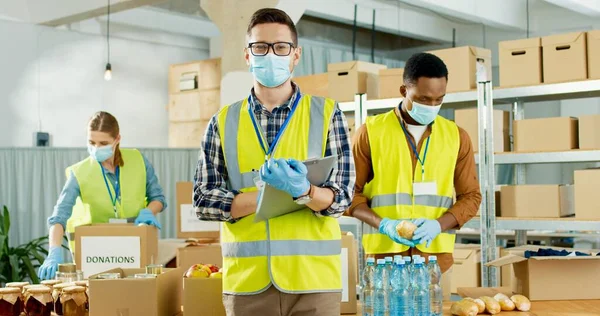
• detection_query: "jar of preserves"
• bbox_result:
[56,264,82,283]
[40,279,62,290]
[0,287,23,316]
[73,281,89,311]
[52,283,75,316]
[3,282,28,311]
[24,287,52,316]
[60,286,87,316]
[23,285,49,302]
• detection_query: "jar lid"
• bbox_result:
[41,279,63,286]
[58,263,77,273]
[5,282,29,288]
[23,285,48,290]
[0,287,21,294]
[62,286,86,294]
[53,283,76,290]
[27,287,51,294]
[74,281,88,287]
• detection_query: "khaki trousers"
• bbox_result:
[223,285,341,316]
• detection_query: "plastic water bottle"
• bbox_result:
[413,258,430,316]
[362,257,375,316]
[385,256,394,276]
[393,255,402,264]
[374,259,389,316]
[428,256,443,316]
[390,257,411,316]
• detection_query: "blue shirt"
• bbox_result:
[48,154,167,229]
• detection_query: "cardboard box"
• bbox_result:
[486,247,600,301]
[176,182,220,239]
[575,168,600,219]
[560,184,575,217]
[451,244,500,294]
[501,185,563,218]
[376,68,404,99]
[168,89,220,122]
[169,58,221,93]
[500,248,517,293]
[75,224,158,278]
[327,61,387,102]
[341,232,358,314]
[499,37,543,87]
[454,108,510,153]
[293,73,328,97]
[177,244,222,270]
[184,277,226,316]
[168,120,210,148]
[427,46,492,93]
[589,30,600,79]
[578,114,600,149]
[513,117,578,152]
[88,267,183,316]
[542,32,587,83]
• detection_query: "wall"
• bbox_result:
[0,18,209,148]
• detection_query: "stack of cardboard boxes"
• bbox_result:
[499,30,600,87]
[168,58,221,148]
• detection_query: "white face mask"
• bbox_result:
[407,99,442,125]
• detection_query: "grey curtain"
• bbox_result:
[0,148,200,247]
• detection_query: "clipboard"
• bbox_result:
[254,156,337,222]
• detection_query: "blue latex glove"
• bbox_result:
[134,208,162,229]
[260,158,310,198]
[412,218,442,248]
[38,246,63,280]
[378,218,416,247]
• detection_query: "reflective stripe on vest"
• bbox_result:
[217,94,342,295]
[363,111,459,255]
[224,96,329,191]
[65,149,147,254]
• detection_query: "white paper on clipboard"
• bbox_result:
[254,156,337,222]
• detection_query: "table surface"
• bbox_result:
[346,300,600,316]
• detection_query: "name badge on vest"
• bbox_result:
[108,218,127,224]
[413,181,437,196]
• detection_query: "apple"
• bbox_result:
[185,264,211,278]
[210,271,223,279]
[205,264,220,273]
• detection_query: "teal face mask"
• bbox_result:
[88,144,114,162]
[407,99,442,125]
[249,54,292,88]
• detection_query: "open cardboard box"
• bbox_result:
[177,243,222,270]
[184,277,226,316]
[88,267,183,316]
[486,246,600,301]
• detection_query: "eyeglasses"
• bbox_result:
[248,42,295,56]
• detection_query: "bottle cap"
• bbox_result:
[403,256,411,262]
[394,257,405,265]
[412,255,420,260]
[384,256,393,263]
[393,255,402,261]
[377,259,386,265]
[428,255,437,262]
[366,257,375,264]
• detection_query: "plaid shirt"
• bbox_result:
[193,84,355,222]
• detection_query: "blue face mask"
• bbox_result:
[407,99,442,125]
[87,144,114,162]
[249,54,292,88]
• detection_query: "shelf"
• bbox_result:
[494,79,600,104]
[462,217,600,231]
[338,102,355,112]
[474,150,600,164]
[351,79,600,113]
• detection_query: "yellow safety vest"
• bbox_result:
[217,94,342,295]
[362,111,459,254]
[65,149,147,252]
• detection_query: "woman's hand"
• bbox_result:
[134,208,162,229]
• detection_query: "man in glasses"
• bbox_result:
[193,7,355,316]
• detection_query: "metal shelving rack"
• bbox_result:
[339,78,600,287]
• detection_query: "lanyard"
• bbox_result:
[247,91,302,161]
[100,164,120,218]
[399,121,430,180]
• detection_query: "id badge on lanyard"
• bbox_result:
[400,122,438,196]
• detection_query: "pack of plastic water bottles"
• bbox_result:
[361,255,443,316]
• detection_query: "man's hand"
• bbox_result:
[412,218,442,248]
[379,218,416,247]
[259,158,310,198]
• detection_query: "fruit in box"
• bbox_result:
[185,263,222,278]
[210,272,223,278]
